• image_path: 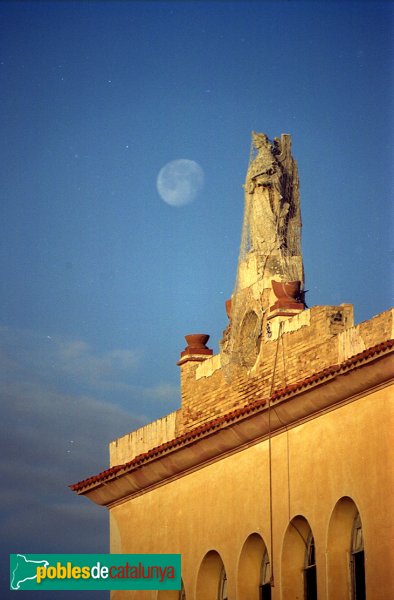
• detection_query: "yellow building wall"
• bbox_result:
[109,382,394,600]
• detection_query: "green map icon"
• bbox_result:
[10,554,49,590]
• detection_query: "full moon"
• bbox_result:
[157,159,204,207]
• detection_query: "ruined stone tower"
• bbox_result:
[221,132,305,372]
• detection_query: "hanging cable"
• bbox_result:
[280,332,291,523]
[268,329,293,524]
[267,320,283,588]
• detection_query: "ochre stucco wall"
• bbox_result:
[109,382,394,600]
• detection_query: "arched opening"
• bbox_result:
[304,532,317,600]
[260,549,272,600]
[237,533,271,600]
[196,550,228,600]
[326,497,364,600]
[281,516,317,600]
[218,566,228,600]
[351,513,365,600]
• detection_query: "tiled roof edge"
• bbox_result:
[70,338,394,492]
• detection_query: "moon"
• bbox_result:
[157,159,204,207]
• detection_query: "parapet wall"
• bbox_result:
[175,306,394,435]
[109,411,178,467]
[109,306,393,465]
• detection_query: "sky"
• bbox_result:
[0,0,393,598]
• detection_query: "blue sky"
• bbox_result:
[0,1,393,598]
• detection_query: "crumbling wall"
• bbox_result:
[176,307,393,435]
